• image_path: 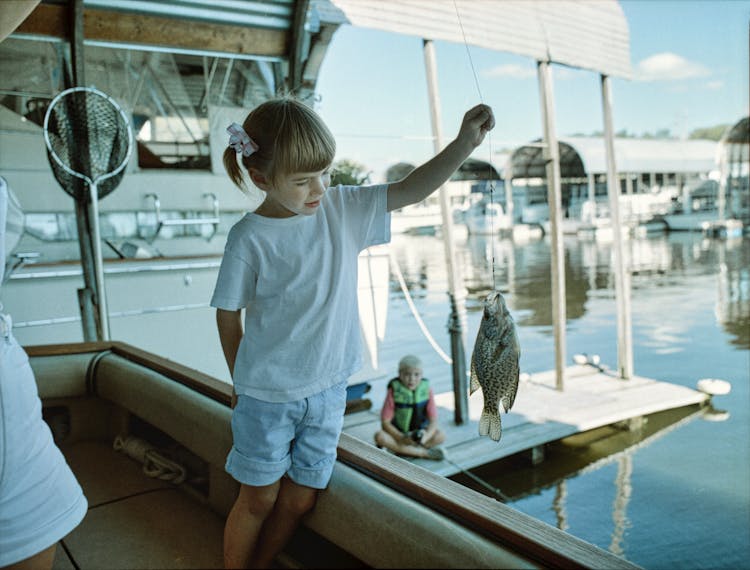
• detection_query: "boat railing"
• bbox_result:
[144,192,220,244]
[27,341,641,570]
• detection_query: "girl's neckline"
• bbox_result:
[246,211,310,225]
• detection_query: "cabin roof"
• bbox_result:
[13,0,631,79]
[327,0,632,78]
[509,137,719,179]
[723,116,749,145]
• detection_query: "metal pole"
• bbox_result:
[67,0,99,341]
[717,142,728,221]
[423,38,468,424]
[503,159,516,296]
[88,181,110,340]
[601,74,633,379]
[537,61,566,391]
[503,157,514,226]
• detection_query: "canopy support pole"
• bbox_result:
[601,74,632,379]
[423,38,468,424]
[537,60,566,391]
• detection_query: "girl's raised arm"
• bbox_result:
[386,104,494,212]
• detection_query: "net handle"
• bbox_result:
[42,86,134,191]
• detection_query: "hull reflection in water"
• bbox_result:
[451,403,716,556]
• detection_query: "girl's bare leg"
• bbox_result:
[4,543,56,570]
[224,481,280,569]
[251,478,318,568]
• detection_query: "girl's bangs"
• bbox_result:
[274,108,335,176]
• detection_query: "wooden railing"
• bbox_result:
[26,341,640,570]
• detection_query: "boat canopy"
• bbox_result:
[723,117,749,145]
[509,137,719,179]
[324,0,632,78]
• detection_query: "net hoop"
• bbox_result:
[43,86,133,193]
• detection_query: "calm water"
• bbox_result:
[384,230,749,569]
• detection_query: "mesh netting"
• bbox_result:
[44,88,132,201]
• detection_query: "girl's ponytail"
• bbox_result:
[223,146,247,193]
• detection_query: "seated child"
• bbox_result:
[374,355,446,460]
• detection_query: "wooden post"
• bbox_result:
[537,61,566,391]
[423,39,468,424]
[601,74,632,379]
[288,0,310,94]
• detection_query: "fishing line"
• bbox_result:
[453,0,499,291]
[443,457,510,502]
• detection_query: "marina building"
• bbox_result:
[506,136,722,231]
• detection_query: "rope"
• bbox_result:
[444,457,510,502]
[389,250,452,364]
[114,435,187,484]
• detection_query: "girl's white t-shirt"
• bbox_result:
[210,184,390,402]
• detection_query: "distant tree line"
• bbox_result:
[568,123,731,141]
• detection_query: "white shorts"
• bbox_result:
[0,323,87,566]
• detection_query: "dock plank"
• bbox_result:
[342,365,709,477]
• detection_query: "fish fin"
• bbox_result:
[469,362,480,395]
[478,410,502,442]
[502,365,521,412]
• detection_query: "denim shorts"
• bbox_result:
[226,381,347,489]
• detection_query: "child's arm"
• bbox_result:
[380,420,414,445]
[216,308,243,405]
[387,103,495,212]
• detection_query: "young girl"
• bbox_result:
[212,96,494,568]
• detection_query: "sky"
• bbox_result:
[314,1,749,182]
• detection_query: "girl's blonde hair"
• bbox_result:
[223,97,336,192]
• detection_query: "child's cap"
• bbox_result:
[399,354,422,371]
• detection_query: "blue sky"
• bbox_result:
[315,1,749,181]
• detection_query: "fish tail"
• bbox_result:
[478,410,502,442]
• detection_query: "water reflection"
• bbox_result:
[389,232,749,566]
[450,405,705,555]
[390,233,750,349]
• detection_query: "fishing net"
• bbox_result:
[42,87,133,340]
[43,86,132,200]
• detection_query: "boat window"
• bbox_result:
[0,38,276,172]
[23,211,239,243]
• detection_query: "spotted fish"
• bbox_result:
[469,290,520,442]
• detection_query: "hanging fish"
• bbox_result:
[470,291,520,442]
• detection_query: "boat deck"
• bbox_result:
[343,364,709,477]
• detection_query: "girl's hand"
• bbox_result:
[457,103,495,149]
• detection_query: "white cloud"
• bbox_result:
[482,63,536,79]
[705,80,724,90]
[635,52,711,81]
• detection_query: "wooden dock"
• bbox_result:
[343,364,709,477]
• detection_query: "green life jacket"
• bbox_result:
[389,378,431,433]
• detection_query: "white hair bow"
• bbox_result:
[227,122,259,157]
